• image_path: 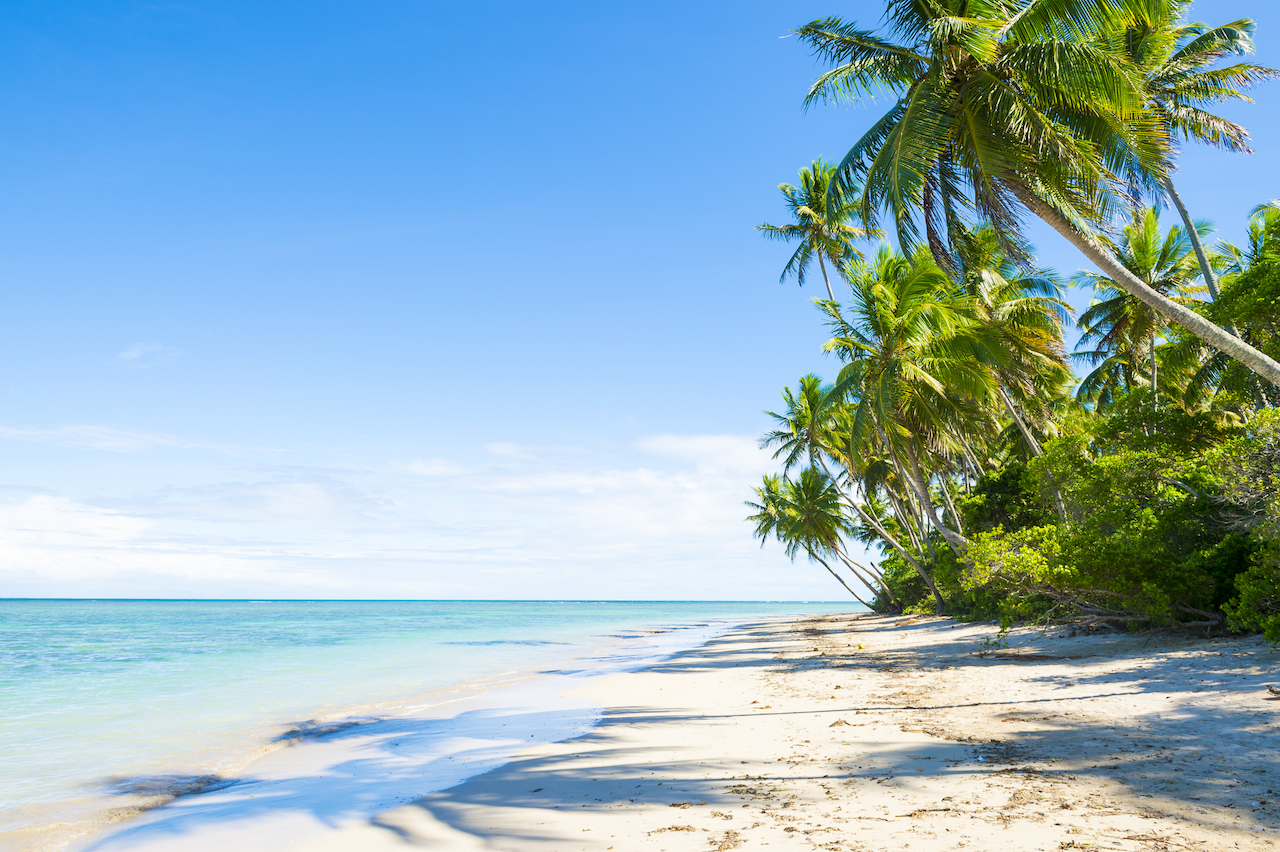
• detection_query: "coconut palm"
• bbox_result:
[794,2,1280,387]
[761,374,939,609]
[1216,201,1280,277]
[783,467,904,611]
[1104,0,1277,302]
[757,159,877,300]
[1073,207,1205,410]
[954,225,1073,456]
[822,246,999,560]
[745,470,871,607]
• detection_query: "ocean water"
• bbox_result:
[0,599,854,849]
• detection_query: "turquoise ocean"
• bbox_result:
[0,599,855,848]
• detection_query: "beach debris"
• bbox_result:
[1266,685,1280,697]
[649,825,696,833]
[669,802,693,808]
[829,718,852,727]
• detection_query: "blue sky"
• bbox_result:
[1,1,1277,599]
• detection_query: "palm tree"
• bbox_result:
[1074,207,1205,411]
[745,470,871,607]
[822,246,997,566]
[1105,1,1277,303]
[794,3,1280,388]
[757,159,877,300]
[761,374,936,607]
[1216,201,1280,276]
[955,225,1073,457]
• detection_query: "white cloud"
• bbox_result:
[635,433,774,473]
[484,442,535,459]
[0,434,869,600]
[0,424,267,455]
[116,342,180,368]
[406,459,470,476]
[0,496,319,587]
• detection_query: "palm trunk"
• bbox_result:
[886,489,924,555]
[881,449,932,560]
[811,550,871,608]
[815,454,943,613]
[997,385,1043,456]
[954,430,987,478]
[816,251,837,301]
[903,442,969,555]
[1163,176,1225,305]
[814,455,924,574]
[835,546,903,612]
[938,475,964,536]
[1012,183,1280,388]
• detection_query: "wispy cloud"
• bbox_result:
[635,434,774,473]
[116,342,180,368]
[0,424,264,455]
[0,434,866,599]
[405,459,470,476]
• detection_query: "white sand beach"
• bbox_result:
[74,615,1280,852]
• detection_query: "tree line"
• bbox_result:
[747,0,1280,639]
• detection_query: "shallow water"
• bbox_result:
[0,600,854,846]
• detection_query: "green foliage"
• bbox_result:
[752,0,1280,632]
[954,461,1048,535]
[872,553,929,614]
[1225,556,1280,641]
[948,397,1265,628]
[1208,409,1280,639]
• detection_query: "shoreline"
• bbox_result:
[60,618,749,852]
[5,602,842,852]
[305,612,1278,852]
[33,613,1280,851]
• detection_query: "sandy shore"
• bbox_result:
[84,614,1280,851]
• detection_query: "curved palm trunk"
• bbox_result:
[813,454,943,611]
[886,489,925,555]
[903,443,969,555]
[997,385,1043,456]
[954,431,986,476]
[870,445,948,614]
[937,474,964,536]
[811,550,872,608]
[834,546,903,612]
[1012,184,1280,388]
[816,251,837,301]
[1163,176,1226,305]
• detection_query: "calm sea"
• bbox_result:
[0,599,854,849]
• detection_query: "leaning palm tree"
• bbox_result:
[822,246,999,572]
[954,225,1073,456]
[745,471,871,607]
[1103,0,1277,302]
[794,2,1280,387]
[1073,207,1205,411]
[761,373,937,607]
[757,159,877,300]
[781,467,903,611]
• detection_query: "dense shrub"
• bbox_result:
[870,399,1277,636]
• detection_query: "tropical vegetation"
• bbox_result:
[747,0,1280,640]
